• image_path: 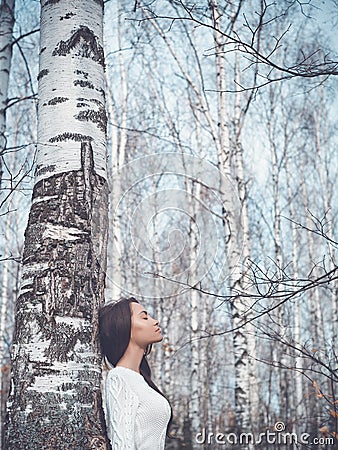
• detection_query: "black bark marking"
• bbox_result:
[47,96,69,106]
[75,70,89,79]
[81,142,95,219]
[96,87,105,96]
[31,362,57,376]
[37,68,49,81]
[85,97,102,106]
[60,12,75,20]
[75,107,107,133]
[81,142,95,180]
[74,79,94,90]
[35,164,56,178]
[76,98,103,109]
[52,26,104,67]
[44,0,61,6]
[49,133,93,143]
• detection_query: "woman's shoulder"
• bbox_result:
[108,366,144,379]
[105,367,139,396]
[106,366,145,391]
[103,368,141,412]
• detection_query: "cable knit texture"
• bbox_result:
[103,366,171,449]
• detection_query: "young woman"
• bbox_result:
[99,297,173,449]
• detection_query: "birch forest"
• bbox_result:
[0,0,337,449]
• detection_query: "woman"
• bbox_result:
[99,297,173,449]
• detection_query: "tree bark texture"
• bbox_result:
[4,1,109,448]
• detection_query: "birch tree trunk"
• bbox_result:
[188,180,202,449]
[0,0,15,190]
[195,106,211,439]
[0,124,20,445]
[267,94,291,423]
[0,203,11,446]
[312,105,337,343]
[212,3,256,440]
[105,0,127,301]
[4,1,109,448]
[233,49,259,435]
[284,127,304,432]
[300,167,323,342]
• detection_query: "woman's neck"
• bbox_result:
[116,343,144,373]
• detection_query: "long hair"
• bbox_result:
[98,297,173,438]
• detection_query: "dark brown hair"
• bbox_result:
[98,297,173,438]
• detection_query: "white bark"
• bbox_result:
[0,198,11,444]
[233,49,259,434]
[0,0,15,189]
[268,93,290,422]
[313,106,337,342]
[105,0,127,301]
[34,0,107,183]
[284,136,303,431]
[188,181,201,448]
[195,106,211,437]
[300,166,323,342]
[212,3,255,439]
[105,64,123,302]
[268,104,283,271]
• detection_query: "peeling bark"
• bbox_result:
[5,166,109,450]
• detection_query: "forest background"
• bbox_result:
[0,0,337,449]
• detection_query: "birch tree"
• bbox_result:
[210,2,260,438]
[0,3,15,440]
[105,0,129,302]
[0,0,15,190]
[4,0,109,448]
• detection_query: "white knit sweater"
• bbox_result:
[103,366,171,449]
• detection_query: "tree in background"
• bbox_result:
[0,0,16,445]
[0,0,15,190]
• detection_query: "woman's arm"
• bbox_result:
[103,373,139,449]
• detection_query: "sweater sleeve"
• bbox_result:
[103,372,139,450]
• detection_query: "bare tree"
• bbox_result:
[138,0,338,90]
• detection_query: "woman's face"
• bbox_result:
[129,302,163,349]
